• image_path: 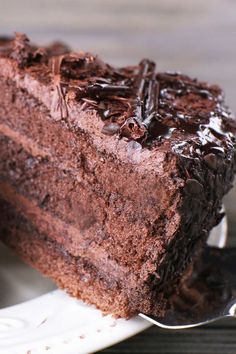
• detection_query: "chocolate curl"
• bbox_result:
[8,33,48,66]
[134,59,156,123]
[119,60,160,141]
[10,32,31,68]
[120,117,146,140]
[143,73,160,128]
[85,83,132,97]
[51,55,68,120]
[58,52,108,80]
[67,82,132,100]
[136,59,155,98]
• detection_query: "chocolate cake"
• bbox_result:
[0,33,235,318]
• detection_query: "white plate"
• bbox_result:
[0,217,227,354]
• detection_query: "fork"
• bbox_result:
[140,246,236,329]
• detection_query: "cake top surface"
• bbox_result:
[0,33,235,162]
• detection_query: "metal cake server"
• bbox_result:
[140,246,236,329]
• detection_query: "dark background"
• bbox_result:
[1,1,236,353]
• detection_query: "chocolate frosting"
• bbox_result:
[1,33,236,161]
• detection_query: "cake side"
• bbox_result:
[0,68,185,316]
[0,34,236,317]
[0,62,184,273]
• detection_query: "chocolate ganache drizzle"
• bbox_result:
[3,34,236,158]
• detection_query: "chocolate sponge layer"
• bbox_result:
[0,197,176,317]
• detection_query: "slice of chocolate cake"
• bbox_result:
[0,33,235,318]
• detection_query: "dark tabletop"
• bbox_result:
[1,1,236,353]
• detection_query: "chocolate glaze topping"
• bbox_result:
[1,34,236,159]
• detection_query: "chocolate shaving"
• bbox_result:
[59,52,109,80]
[136,60,156,98]
[120,117,146,140]
[120,59,160,140]
[8,33,56,67]
[134,59,156,123]
[51,55,68,120]
[10,32,31,68]
[83,83,132,99]
[157,72,218,99]
[143,73,160,127]
[67,82,132,100]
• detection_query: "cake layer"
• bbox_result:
[0,176,197,294]
[0,197,173,318]
[0,134,181,273]
[0,178,217,317]
[0,130,178,235]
